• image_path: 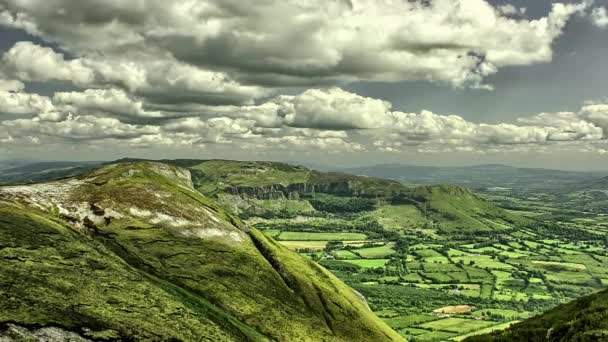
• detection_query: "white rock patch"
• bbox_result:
[181,228,244,243]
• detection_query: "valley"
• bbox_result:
[184,160,608,341]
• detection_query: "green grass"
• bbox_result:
[383,314,438,329]
[335,250,360,259]
[451,321,519,341]
[343,259,390,269]
[278,240,328,251]
[277,232,367,241]
[373,205,427,230]
[452,256,513,270]
[467,288,608,341]
[192,160,310,192]
[353,246,396,258]
[419,318,496,334]
[262,229,281,237]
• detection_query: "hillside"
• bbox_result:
[466,288,608,341]
[405,184,526,232]
[571,176,608,191]
[0,162,403,341]
[187,160,526,233]
[0,161,103,184]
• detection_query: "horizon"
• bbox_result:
[2,156,608,174]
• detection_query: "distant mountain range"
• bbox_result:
[338,163,608,191]
[2,160,608,192]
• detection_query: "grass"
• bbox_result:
[451,321,519,341]
[452,256,514,270]
[343,259,390,269]
[419,317,496,333]
[335,250,360,259]
[433,305,475,314]
[383,314,438,329]
[279,240,328,251]
[277,232,367,241]
[192,160,310,192]
[471,309,530,319]
[530,260,587,271]
[353,246,396,258]
[262,229,281,237]
[373,205,427,230]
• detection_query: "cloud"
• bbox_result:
[0,78,24,92]
[591,6,608,28]
[2,41,94,85]
[275,88,392,129]
[0,89,55,116]
[53,88,164,119]
[1,41,267,106]
[497,4,526,16]
[0,0,587,90]
[4,115,159,141]
[580,103,608,136]
[2,85,606,154]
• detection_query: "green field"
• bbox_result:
[419,317,496,333]
[451,321,520,341]
[277,232,367,241]
[343,259,390,269]
[354,246,396,258]
[278,240,327,250]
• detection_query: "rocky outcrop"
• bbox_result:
[225,181,378,200]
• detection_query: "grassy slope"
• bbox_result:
[190,160,527,233]
[191,160,311,195]
[191,160,401,196]
[0,162,403,342]
[466,289,608,341]
[0,208,251,341]
[408,185,529,232]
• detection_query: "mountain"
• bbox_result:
[338,164,606,191]
[571,176,608,191]
[0,161,103,184]
[0,161,403,341]
[186,160,527,233]
[466,288,608,341]
[405,184,525,232]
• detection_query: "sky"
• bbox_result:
[1,0,608,170]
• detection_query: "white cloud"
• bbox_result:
[2,86,606,154]
[4,115,159,141]
[0,78,24,92]
[580,103,608,136]
[591,6,608,28]
[2,41,94,85]
[0,90,55,116]
[1,41,267,106]
[0,0,587,89]
[276,88,392,129]
[53,88,163,118]
[497,4,526,16]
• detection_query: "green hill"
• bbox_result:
[406,184,527,232]
[187,160,527,233]
[0,162,403,341]
[466,288,608,341]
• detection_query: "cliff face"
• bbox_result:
[224,180,372,200]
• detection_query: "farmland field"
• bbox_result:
[276,231,367,241]
[220,165,608,341]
